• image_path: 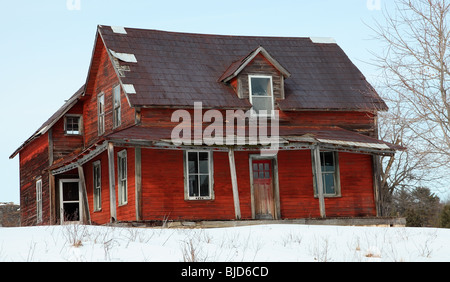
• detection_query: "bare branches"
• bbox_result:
[372,0,450,204]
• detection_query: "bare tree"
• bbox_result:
[370,0,450,211]
[378,92,443,214]
[373,0,450,157]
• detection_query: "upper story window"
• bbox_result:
[65,115,82,135]
[98,93,105,135]
[249,75,274,116]
[113,85,121,128]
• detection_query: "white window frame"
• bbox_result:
[113,85,121,128]
[117,150,128,206]
[64,114,83,135]
[312,151,342,198]
[93,161,102,211]
[248,75,275,117]
[36,178,43,224]
[184,150,214,201]
[98,92,105,135]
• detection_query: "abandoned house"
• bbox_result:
[9,25,401,226]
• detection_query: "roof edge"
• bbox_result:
[220,46,291,83]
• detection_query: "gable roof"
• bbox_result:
[9,85,85,159]
[97,25,387,111]
[218,46,291,83]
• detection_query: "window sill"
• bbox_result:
[185,197,214,201]
[314,194,342,199]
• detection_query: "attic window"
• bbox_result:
[249,75,274,116]
[65,115,82,135]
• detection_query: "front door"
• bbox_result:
[251,159,275,219]
[59,179,82,224]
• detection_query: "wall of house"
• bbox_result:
[83,42,135,148]
[51,101,84,160]
[277,150,376,218]
[84,147,136,225]
[133,149,376,222]
[140,149,253,221]
[19,132,50,226]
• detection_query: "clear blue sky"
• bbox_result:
[0,0,404,203]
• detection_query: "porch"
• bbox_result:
[109,217,407,229]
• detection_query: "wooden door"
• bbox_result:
[252,159,275,219]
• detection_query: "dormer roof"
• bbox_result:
[218,46,291,83]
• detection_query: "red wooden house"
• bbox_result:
[10,26,400,226]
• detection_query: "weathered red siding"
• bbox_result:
[83,42,135,148]
[19,132,50,226]
[52,101,84,160]
[135,149,376,222]
[84,147,136,225]
[278,150,376,218]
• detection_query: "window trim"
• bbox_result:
[36,177,43,224]
[97,92,105,136]
[112,85,122,129]
[64,114,83,135]
[93,160,102,212]
[248,74,275,117]
[184,150,214,201]
[117,150,128,206]
[311,151,342,198]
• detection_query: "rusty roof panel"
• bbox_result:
[98,25,387,111]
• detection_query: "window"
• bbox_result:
[249,75,274,116]
[117,150,127,205]
[36,178,42,223]
[93,161,101,211]
[113,85,121,128]
[314,151,341,197]
[65,115,82,135]
[98,93,105,135]
[185,151,213,200]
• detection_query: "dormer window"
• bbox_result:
[249,75,274,116]
[219,46,291,114]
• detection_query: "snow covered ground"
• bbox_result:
[0,224,449,262]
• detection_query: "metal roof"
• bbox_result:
[98,25,388,111]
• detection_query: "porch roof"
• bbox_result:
[105,124,402,154]
[49,125,401,174]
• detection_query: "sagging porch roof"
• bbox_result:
[49,124,402,175]
[105,124,402,154]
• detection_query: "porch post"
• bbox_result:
[77,164,91,224]
[313,145,326,218]
[228,148,241,220]
[372,155,382,217]
[135,146,142,221]
[107,142,117,222]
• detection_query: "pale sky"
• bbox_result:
[0,0,418,203]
